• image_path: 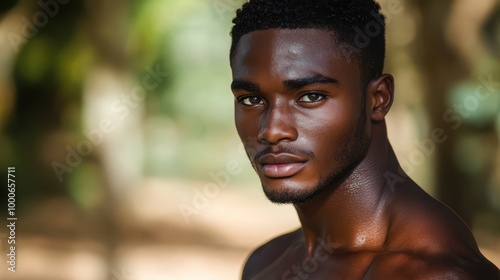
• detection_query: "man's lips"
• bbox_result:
[258,153,307,178]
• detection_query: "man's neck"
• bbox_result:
[293,122,400,258]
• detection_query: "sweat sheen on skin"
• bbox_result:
[231,28,500,279]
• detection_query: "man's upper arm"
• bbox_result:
[241,240,288,280]
[241,243,270,280]
[241,229,301,280]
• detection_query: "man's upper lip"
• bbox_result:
[258,153,307,165]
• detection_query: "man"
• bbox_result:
[229,0,500,279]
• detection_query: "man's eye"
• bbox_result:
[240,96,263,106]
[298,93,325,103]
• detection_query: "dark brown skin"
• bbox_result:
[230,29,500,280]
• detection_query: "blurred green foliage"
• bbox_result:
[0,0,498,238]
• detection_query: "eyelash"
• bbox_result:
[298,92,326,103]
[238,96,263,106]
[237,92,327,106]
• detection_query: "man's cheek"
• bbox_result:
[236,122,259,141]
[244,146,258,160]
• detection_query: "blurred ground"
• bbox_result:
[0,179,300,280]
[0,179,498,280]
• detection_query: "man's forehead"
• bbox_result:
[231,28,359,83]
[234,28,334,58]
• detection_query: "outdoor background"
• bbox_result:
[0,0,499,279]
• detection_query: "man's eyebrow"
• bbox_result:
[283,75,339,90]
[231,75,338,93]
[231,80,261,93]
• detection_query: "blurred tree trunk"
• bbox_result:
[414,0,499,227]
[414,1,472,223]
[1,1,79,210]
[0,3,28,132]
[83,0,142,278]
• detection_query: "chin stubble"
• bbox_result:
[263,108,370,204]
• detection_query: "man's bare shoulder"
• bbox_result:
[367,250,500,279]
[241,228,302,280]
[377,188,500,279]
[385,184,476,248]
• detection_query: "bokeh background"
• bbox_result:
[0,0,499,279]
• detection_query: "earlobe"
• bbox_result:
[368,74,394,122]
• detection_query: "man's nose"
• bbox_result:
[257,104,298,145]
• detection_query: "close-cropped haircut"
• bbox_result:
[230,0,386,87]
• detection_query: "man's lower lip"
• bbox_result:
[261,163,305,178]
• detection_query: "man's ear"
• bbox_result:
[366,74,394,121]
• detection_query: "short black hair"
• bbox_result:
[230,0,386,87]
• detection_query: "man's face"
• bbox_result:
[230,29,370,204]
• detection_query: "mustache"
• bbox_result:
[252,146,315,163]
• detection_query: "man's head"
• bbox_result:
[229,1,393,204]
[230,0,386,88]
